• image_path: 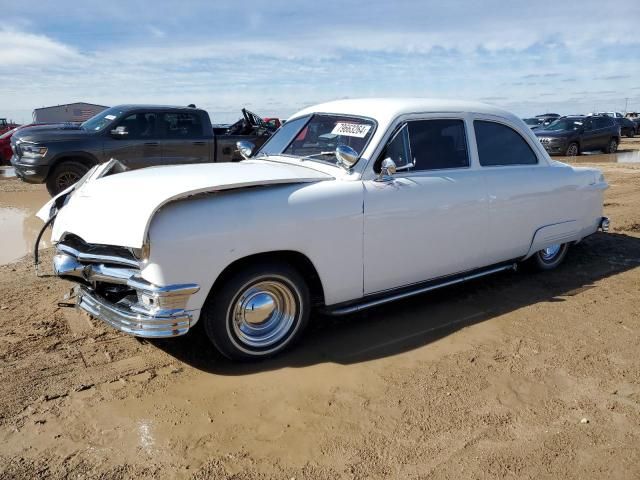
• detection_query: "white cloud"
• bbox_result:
[0,28,81,66]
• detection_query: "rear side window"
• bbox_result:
[162,112,203,138]
[474,120,538,166]
[407,119,469,170]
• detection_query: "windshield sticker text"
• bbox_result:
[331,122,371,138]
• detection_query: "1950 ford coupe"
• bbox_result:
[39,99,609,360]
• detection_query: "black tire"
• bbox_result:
[526,243,569,271]
[626,129,634,138]
[201,262,310,361]
[603,138,618,154]
[565,142,579,156]
[46,161,89,196]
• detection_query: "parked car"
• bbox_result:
[264,117,283,129]
[38,99,610,360]
[594,112,635,138]
[0,123,55,165]
[593,111,624,119]
[535,115,620,156]
[0,127,19,165]
[523,118,544,130]
[11,105,274,196]
[0,118,19,136]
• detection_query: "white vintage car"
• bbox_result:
[39,99,609,360]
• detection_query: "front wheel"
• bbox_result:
[527,243,569,271]
[46,161,89,196]
[565,142,579,156]
[201,263,310,360]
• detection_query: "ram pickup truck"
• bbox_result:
[11,105,274,195]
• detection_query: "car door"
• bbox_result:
[579,118,598,151]
[160,111,211,165]
[103,112,163,169]
[362,116,489,295]
[472,118,577,263]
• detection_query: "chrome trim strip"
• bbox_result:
[76,287,193,338]
[58,244,140,268]
[326,264,517,316]
[126,276,200,296]
[54,252,200,297]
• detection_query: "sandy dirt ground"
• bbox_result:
[0,141,639,479]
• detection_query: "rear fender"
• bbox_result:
[524,220,579,259]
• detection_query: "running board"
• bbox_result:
[324,263,518,316]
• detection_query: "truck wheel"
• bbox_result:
[603,138,618,154]
[565,142,579,156]
[46,161,89,196]
[527,243,569,271]
[201,262,310,360]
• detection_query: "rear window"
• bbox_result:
[474,120,538,166]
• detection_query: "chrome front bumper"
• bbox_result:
[53,248,200,338]
[76,287,194,338]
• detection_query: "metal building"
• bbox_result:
[33,102,109,123]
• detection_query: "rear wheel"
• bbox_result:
[46,161,89,196]
[527,243,569,271]
[201,262,310,360]
[626,128,634,138]
[565,142,579,156]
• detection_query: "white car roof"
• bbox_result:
[292,98,518,124]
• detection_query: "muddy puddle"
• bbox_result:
[558,149,640,163]
[0,166,16,178]
[0,189,51,265]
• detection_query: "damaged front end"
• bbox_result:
[53,234,199,338]
[38,159,200,338]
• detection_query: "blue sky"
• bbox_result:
[2,0,639,123]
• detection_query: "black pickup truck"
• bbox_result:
[11,105,274,195]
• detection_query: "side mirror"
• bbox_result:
[236,140,255,160]
[375,158,397,182]
[110,126,128,138]
[335,144,358,170]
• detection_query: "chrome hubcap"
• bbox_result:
[540,244,561,261]
[231,280,297,348]
[567,144,578,156]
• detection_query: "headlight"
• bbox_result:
[21,144,48,158]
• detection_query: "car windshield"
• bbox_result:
[523,118,541,125]
[257,114,375,166]
[80,107,124,131]
[546,118,583,131]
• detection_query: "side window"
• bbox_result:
[116,112,158,139]
[407,119,469,170]
[474,120,538,166]
[162,112,203,139]
[380,124,411,170]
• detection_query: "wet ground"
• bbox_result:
[0,168,50,266]
[0,144,639,479]
[557,149,640,164]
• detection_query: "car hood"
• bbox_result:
[42,160,332,248]
[534,129,571,138]
[14,124,89,143]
